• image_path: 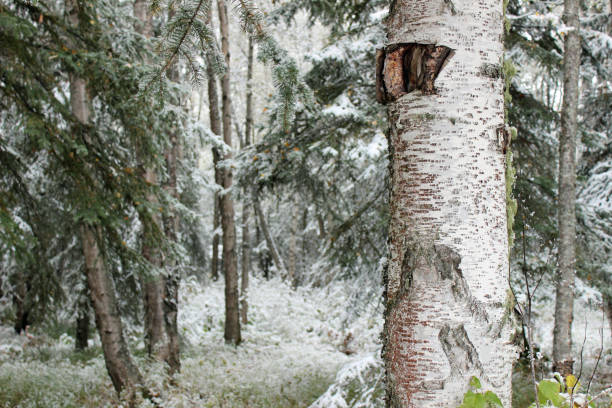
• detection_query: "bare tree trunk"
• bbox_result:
[553,0,580,377]
[217,0,241,345]
[75,285,90,350]
[12,272,30,334]
[605,296,612,339]
[381,1,514,406]
[212,196,221,280]
[206,6,222,282]
[240,36,254,325]
[133,0,169,363]
[253,191,287,277]
[163,130,181,374]
[162,12,183,373]
[288,205,299,288]
[254,213,268,279]
[80,224,144,398]
[68,0,143,398]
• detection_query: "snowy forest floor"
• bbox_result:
[0,276,383,407]
[1,275,610,407]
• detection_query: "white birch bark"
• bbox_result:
[383,1,515,406]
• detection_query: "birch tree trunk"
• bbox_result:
[67,0,143,398]
[553,0,581,377]
[133,0,170,364]
[217,0,241,345]
[380,1,515,406]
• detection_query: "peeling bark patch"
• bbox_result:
[398,242,467,301]
[439,324,485,377]
[376,44,454,103]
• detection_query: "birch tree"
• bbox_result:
[379,0,515,405]
[553,0,581,376]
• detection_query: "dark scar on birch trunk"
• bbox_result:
[398,243,467,301]
[376,43,454,104]
[439,324,486,378]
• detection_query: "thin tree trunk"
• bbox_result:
[217,0,241,345]
[68,0,143,398]
[162,13,183,373]
[288,205,299,288]
[605,296,612,339]
[206,6,222,282]
[12,272,30,334]
[381,1,514,406]
[254,212,268,279]
[553,0,580,377]
[133,0,169,363]
[163,130,181,374]
[75,285,90,350]
[80,224,144,398]
[253,191,287,277]
[240,36,254,325]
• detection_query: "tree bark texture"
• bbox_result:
[552,0,580,377]
[240,36,254,325]
[382,1,515,406]
[217,0,241,345]
[206,3,222,282]
[75,285,90,350]
[80,224,144,397]
[288,205,299,288]
[162,20,183,373]
[12,272,30,334]
[163,117,181,374]
[133,0,170,363]
[253,191,288,278]
[605,297,612,339]
[68,0,143,398]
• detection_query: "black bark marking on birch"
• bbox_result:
[376,43,454,104]
[443,0,457,15]
[439,324,485,378]
[496,126,511,154]
[398,242,468,300]
[432,244,469,300]
[479,63,503,80]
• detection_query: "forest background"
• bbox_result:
[0,0,610,406]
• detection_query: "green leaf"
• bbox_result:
[538,380,564,407]
[461,390,486,408]
[470,376,483,390]
[484,391,503,407]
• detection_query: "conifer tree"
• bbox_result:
[66,0,144,398]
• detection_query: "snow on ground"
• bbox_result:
[2,274,609,407]
[0,275,383,407]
